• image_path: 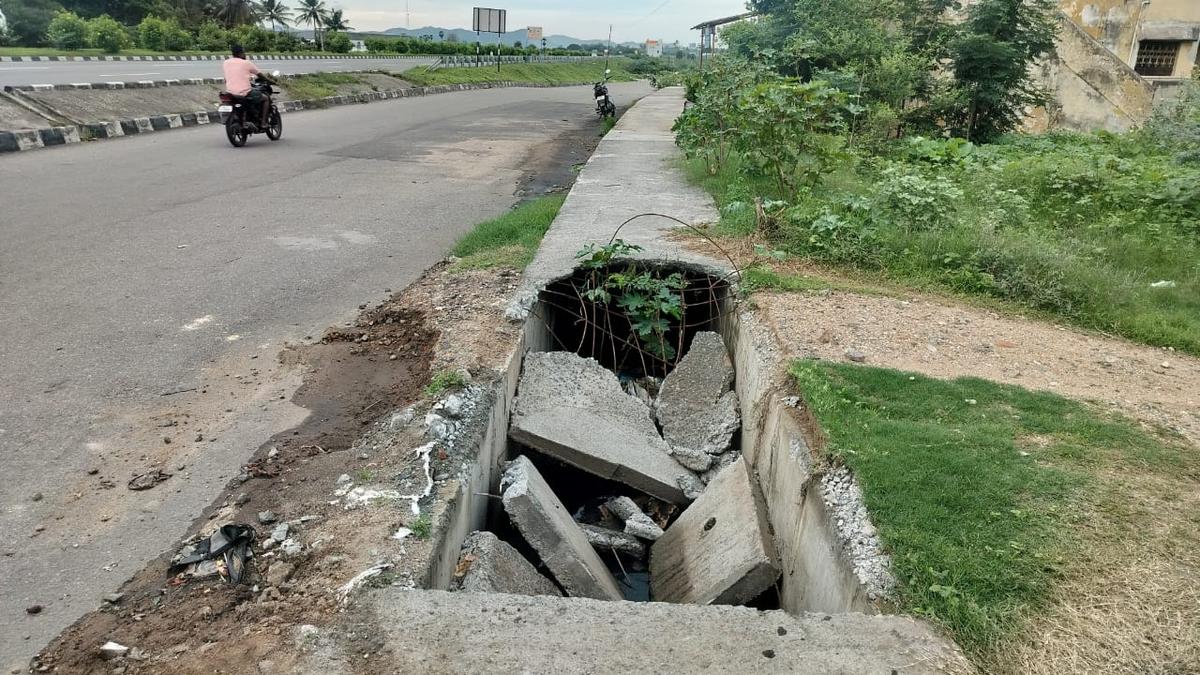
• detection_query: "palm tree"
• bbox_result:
[260,0,293,33]
[218,0,260,27]
[323,8,351,33]
[296,0,329,50]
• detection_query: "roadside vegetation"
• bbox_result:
[279,71,372,99]
[400,61,635,87]
[677,0,1200,355]
[794,361,1198,670]
[449,193,566,271]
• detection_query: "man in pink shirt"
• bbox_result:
[222,45,272,129]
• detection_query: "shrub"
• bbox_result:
[195,21,230,52]
[46,10,90,50]
[230,24,275,52]
[325,31,352,54]
[274,31,301,52]
[873,161,964,231]
[89,15,131,54]
[733,80,849,190]
[137,16,168,51]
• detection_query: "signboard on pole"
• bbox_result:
[527,26,543,42]
[473,7,506,34]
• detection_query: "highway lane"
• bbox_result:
[0,80,651,671]
[0,55,437,87]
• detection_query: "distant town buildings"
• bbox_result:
[645,39,663,58]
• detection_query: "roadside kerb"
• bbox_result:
[0,53,432,63]
[0,79,610,154]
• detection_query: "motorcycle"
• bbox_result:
[594,69,616,119]
[217,70,283,148]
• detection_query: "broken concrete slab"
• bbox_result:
[451,531,562,597]
[651,457,780,605]
[656,332,740,457]
[605,496,664,541]
[509,351,696,504]
[362,589,973,674]
[581,524,646,557]
[501,456,623,601]
[701,450,740,485]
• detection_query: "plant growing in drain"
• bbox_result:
[574,240,687,368]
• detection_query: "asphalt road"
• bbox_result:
[0,56,438,87]
[0,80,650,672]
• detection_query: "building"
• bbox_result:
[645,39,663,58]
[1031,2,1199,131]
[351,39,367,53]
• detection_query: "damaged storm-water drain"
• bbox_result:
[435,259,883,616]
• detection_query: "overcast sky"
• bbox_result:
[338,1,749,44]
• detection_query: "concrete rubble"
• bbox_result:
[581,523,646,557]
[654,332,742,484]
[451,531,562,597]
[501,455,624,601]
[821,467,896,600]
[651,457,781,605]
[605,496,664,541]
[509,351,697,504]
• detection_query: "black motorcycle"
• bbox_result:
[594,69,616,119]
[217,71,282,148]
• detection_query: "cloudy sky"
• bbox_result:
[339,1,749,44]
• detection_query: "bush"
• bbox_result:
[90,15,131,54]
[195,21,231,52]
[274,31,301,52]
[137,16,167,51]
[46,10,90,50]
[324,31,352,54]
[230,24,275,52]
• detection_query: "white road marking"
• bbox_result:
[0,66,51,70]
[182,315,214,331]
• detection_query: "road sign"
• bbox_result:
[473,7,506,34]
[527,26,543,42]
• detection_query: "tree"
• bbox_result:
[259,0,292,33]
[4,0,61,46]
[195,19,231,50]
[90,14,132,53]
[217,0,259,28]
[324,29,350,53]
[323,7,348,32]
[950,0,1058,141]
[46,10,91,50]
[295,0,327,50]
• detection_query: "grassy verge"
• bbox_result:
[791,360,1198,668]
[450,194,566,271]
[400,60,634,87]
[280,72,373,99]
[686,130,1200,355]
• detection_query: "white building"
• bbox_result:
[0,4,8,33]
[351,39,367,52]
[645,39,663,58]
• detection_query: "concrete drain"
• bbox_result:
[430,262,890,615]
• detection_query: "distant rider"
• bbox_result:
[222,44,273,129]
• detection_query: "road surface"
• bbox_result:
[0,80,651,672]
[0,56,437,87]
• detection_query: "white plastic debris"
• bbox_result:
[392,527,413,541]
[342,487,402,509]
[1150,280,1177,289]
[395,442,436,516]
[99,641,129,659]
[336,563,393,604]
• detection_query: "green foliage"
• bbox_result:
[1143,71,1200,162]
[46,10,91,50]
[89,15,131,53]
[4,0,61,47]
[137,16,190,51]
[734,80,849,190]
[400,61,634,87]
[194,20,230,51]
[575,241,687,364]
[672,58,777,175]
[450,194,565,271]
[423,369,466,398]
[324,30,351,54]
[410,514,433,540]
[950,0,1058,141]
[791,360,1192,656]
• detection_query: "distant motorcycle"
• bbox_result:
[217,70,282,147]
[594,69,615,119]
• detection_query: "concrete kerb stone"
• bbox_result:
[508,351,698,504]
[450,531,562,597]
[656,331,741,463]
[650,456,781,605]
[500,455,624,601]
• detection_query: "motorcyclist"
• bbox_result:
[222,44,274,130]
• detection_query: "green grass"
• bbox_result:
[423,369,467,398]
[0,47,352,57]
[450,193,565,271]
[280,72,371,99]
[410,514,433,540]
[683,133,1200,356]
[400,60,636,87]
[791,360,1195,659]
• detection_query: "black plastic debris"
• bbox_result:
[168,524,256,584]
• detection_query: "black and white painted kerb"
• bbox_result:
[0,53,426,63]
[0,80,597,154]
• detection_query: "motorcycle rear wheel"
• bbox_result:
[225,117,248,147]
[266,109,282,141]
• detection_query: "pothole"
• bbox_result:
[432,259,885,614]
